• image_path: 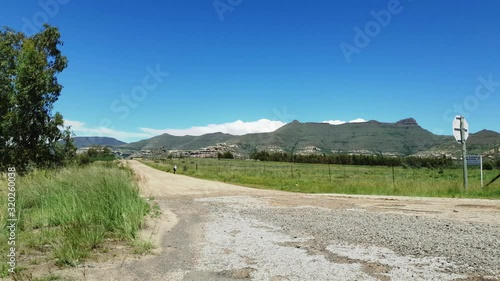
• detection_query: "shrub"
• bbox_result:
[218,151,234,159]
[483,162,493,170]
[77,154,91,166]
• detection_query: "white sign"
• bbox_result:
[452,116,469,143]
[466,155,481,166]
[466,155,484,187]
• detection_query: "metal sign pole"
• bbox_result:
[460,117,468,191]
[480,155,484,188]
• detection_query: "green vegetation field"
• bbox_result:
[141,158,500,199]
[0,162,151,278]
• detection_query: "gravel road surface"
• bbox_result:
[59,160,500,281]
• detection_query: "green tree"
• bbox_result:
[0,24,74,172]
[77,146,116,165]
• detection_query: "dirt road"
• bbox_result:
[61,160,500,280]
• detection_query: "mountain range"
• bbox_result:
[71,136,126,148]
[75,118,500,158]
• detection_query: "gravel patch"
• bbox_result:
[326,243,463,281]
[249,206,500,277]
[196,209,376,280]
[196,196,500,280]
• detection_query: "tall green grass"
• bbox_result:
[0,162,150,276]
[142,158,500,199]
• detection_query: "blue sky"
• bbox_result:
[2,0,500,142]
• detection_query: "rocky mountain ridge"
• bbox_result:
[112,118,500,158]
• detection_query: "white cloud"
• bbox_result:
[322,120,345,125]
[139,119,286,136]
[64,120,153,140]
[64,119,287,142]
[349,118,367,123]
[322,118,367,125]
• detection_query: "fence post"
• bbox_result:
[392,165,395,186]
[329,163,332,182]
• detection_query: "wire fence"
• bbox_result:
[142,158,500,197]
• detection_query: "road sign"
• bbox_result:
[466,155,484,187]
[466,155,481,166]
[453,116,469,143]
[453,116,469,190]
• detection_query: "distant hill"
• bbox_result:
[120,132,234,151]
[72,137,126,148]
[117,118,500,157]
[228,118,449,156]
[418,129,500,158]
[468,130,500,146]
